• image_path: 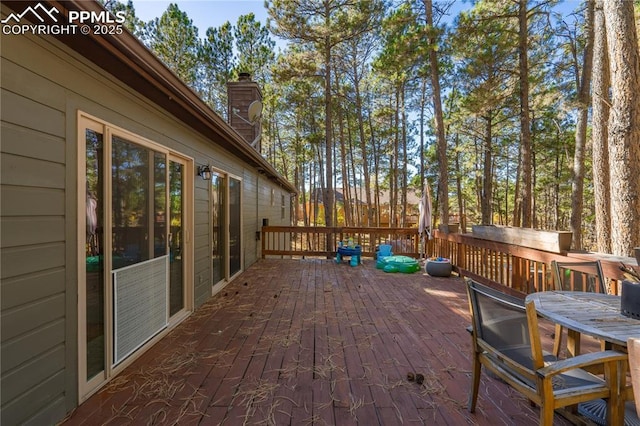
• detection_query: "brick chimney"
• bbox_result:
[227,72,262,152]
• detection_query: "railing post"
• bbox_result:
[457,240,465,272]
[333,227,339,258]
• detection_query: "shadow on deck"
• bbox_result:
[62,258,573,425]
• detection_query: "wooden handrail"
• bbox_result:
[429,230,634,295]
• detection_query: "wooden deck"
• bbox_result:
[61,259,574,425]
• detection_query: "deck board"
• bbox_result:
[62,258,574,425]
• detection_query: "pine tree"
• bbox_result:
[141,3,200,86]
[603,1,640,256]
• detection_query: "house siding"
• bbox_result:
[243,172,259,267]
[242,172,294,267]
[1,18,291,426]
[1,25,70,424]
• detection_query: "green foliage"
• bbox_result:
[235,13,276,83]
[267,0,384,48]
[141,3,200,85]
[374,3,428,81]
[200,22,235,117]
[451,3,516,116]
[99,0,142,34]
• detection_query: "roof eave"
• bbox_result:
[27,0,296,195]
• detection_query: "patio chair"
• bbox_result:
[466,278,627,426]
[551,260,609,357]
[376,244,393,261]
[552,260,608,294]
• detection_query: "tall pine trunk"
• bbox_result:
[604,1,640,256]
[337,104,351,226]
[424,0,448,229]
[517,0,533,228]
[481,113,493,225]
[400,83,408,227]
[591,0,611,253]
[570,0,595,250]
[323,16,334,231]
[454,133,466,232]
[354,73,372,227]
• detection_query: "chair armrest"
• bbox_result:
[537,350,628,379]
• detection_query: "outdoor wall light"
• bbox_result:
[197,165,212,180]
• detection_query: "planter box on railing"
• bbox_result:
[471,225,572,254]
[438,223,459,233]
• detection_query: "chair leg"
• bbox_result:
[606,397,624,426]
[469,354,481,412]
[540,405,555,426]
[605,359,624,426]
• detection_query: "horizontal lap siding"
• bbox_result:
[243,173,259,267]
[194,182,212,307]
[256,178,292,257]
[1,41,68,425]
[245,174,291,266]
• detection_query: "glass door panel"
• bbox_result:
[111,136,151,268]
[229,177,241,276]
[154,154,168,259]
[169,159,184,316]
[111,136,169,366]
[110,138,168,268]
[85,128,105,382]
[211,174,226,285]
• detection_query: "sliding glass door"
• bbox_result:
[79,114,192,401]
[84,126,105,385]
[211,173,226,286]
[210,172,242,290]
[169,157,186,318]
[229,177,242,277]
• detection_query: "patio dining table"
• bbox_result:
[525,291,640,352]
[526,291,640,426]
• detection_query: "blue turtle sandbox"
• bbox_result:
[376,255,421,273]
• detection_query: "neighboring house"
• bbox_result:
[0,1,295,424]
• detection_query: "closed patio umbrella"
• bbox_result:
[418,181,433,258]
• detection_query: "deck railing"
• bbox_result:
[261,226,421,259]
[261,225,636,296]
[427,230,637,295]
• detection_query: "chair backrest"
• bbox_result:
[551,260,608,294]
[378,244,393,256]
[466,279,543,376]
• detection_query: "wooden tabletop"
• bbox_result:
[526,291,640,347]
